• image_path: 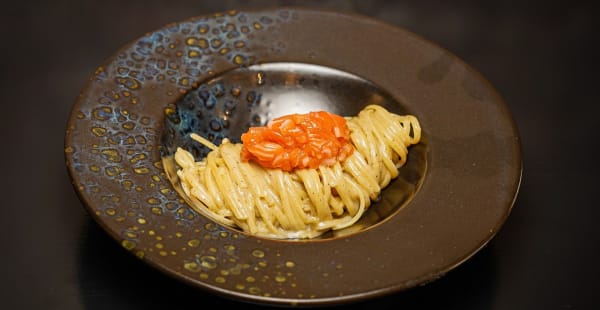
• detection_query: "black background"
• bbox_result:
[2,1,599,309]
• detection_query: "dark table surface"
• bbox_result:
[2,1,599,309]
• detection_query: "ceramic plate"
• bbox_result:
[65,8,521,307]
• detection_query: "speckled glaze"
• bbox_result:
[65,8,521,307]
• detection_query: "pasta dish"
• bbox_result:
[172,104,421,239]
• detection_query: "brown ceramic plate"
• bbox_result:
[65,8,521,307]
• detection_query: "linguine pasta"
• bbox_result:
[172,104,421,239]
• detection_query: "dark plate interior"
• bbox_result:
[160,62,428,239]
